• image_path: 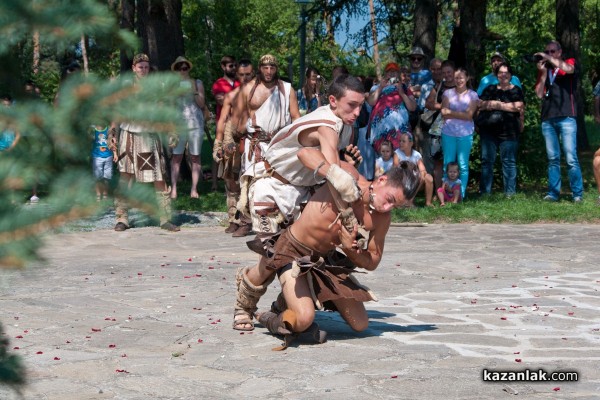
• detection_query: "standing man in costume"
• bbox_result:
[213,59,255,236]
[256,160,421,349]
[231,54,300,237]
[211,55,240,191]
[233,74,366,331]
[110,53,179,232]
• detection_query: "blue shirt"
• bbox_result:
[0,129,16,151]
[91,126,112,158]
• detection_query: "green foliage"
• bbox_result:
[0,322,25,388]
[0,1,185,269]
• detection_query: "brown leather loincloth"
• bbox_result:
[246,229,376,309]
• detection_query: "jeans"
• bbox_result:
[541,117,583,199]
[442,133,474,198]
[479,135,518,196]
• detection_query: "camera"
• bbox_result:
[388,77,398,84]
[523,53,544,63]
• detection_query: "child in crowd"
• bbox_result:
[374,140,394,178]
[393,132,434,206]
[91,125,116,201]
[437,161,462,206]
[0,95,20,152]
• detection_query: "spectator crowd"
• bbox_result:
[3,38,600,234]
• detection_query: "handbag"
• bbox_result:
[428,112,444,137]
[420,109,440,130]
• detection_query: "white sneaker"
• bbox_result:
[30,195,39,203]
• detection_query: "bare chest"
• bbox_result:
[248,85,275,111]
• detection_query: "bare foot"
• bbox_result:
[170,188,177,200]
[233,312,254,331]
[190,191,199,199]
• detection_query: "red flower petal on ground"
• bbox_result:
[476,265,480,269]
[188,258,192,261]
[511,285,517,288]
[108,344,116,348]
[91,328,101,332]
[13,347,19,350]
[561,337,567,340]
[513,351,520,354]
[514,359,522,362]
[470,299,477,304]
[54,357,60,360]
[391,375,398,378]
[115,369,129,373]
[195,274,202,277]
[500,317,507,320]
[121,354,127,357]
[568,312,574,316]
[137,272,142,276]
[15,335,23,339]
[23,330,29,333]
[66,340,71,343]
[197,339,203,343]
[36,351,43,354]
[553,387,560,391]
[85,336,91,339]
[184,276,191,279]
[208,266,214,270]
[180,295,186,297]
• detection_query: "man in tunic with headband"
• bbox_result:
[233,74,366,331]
[231,54,300,237]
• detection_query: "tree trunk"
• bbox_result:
[80,35,89,74]
[556,0,589,150]
[32,31,40,75]
[369,0,381,80]
[413,0,438,61]
[456,0,487,83]
[120,0,136,71]
[137,0,184,71]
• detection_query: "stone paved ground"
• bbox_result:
[1,223,599,399]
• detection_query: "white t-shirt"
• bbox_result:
[395,148,422,164]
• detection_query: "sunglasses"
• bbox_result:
[411,57,424,62]
[226,63,237,68]
[544,49,558,54]
[177,65,190,71]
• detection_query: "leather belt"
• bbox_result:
[263,160,290,184]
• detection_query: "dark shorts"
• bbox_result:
[247,229,376,308]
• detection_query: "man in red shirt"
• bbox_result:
[212,56,240,123]
[210,56,240,191]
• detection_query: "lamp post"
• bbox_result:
[295,0,313,89]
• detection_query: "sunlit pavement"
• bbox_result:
[1,224,599,399]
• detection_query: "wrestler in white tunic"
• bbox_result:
[248,105,353,234]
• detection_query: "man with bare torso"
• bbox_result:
[255,159,421,348]
[213,59,254,236]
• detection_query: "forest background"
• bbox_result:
[6,0,600,189]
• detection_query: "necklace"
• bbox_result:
[368,184,375,214]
